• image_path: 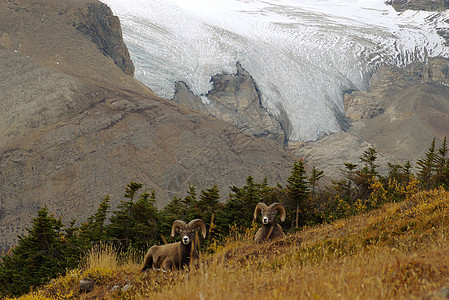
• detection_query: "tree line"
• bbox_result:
[0,137,448,297]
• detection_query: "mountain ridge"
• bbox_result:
[0,0,297,253]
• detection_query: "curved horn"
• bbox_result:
[189,219,207,238]
[269,203,286,222]
[171,220,187,237]
[253,202,268,220]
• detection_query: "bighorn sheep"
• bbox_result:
[253,202,286,243]
[141,219,206,272]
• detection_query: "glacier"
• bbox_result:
[101,0,449,141]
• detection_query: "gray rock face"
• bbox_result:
[172,63,287,145]
[0,0,297,254]
[293,57,449,178]
[71,2,135,76]
[0,50,92,149]
[352,82,449,158]
[345,57,449,158]
[386,0,448,11]
[345,57,449,123]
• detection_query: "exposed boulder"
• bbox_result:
[424,286,449,299]
[79,278,95,293]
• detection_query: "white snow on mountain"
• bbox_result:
[101,0,449,141]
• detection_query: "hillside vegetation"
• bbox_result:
[0,137,448,298]
[5,187,449,299]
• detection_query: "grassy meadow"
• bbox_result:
[7,188,449,299]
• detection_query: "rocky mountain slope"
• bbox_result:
[167,51,449,178]
[0,0,297,253]
[295,57,449,178]
[1,0,448,255]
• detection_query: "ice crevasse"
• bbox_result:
[101,0,449,141]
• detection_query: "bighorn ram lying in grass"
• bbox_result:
[141,219,206,272]
[253,202,286,243]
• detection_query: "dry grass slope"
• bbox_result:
[8,188,449,299]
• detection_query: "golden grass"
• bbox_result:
[5,243,143,300]
[9,188,449,300]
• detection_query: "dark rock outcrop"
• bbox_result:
[172,63,288,145]
[71,2,135,76]
[386,0,448,11]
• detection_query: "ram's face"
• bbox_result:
[262,210,277,225]
[178,227,196,245]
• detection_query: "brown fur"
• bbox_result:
[253,202,286,244]
[141,219,206,272]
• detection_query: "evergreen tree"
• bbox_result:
[417,138,437,189]
[124,181,143,201]
[182,185,200,219]
[159,196,184,241]
[107,183,160,250]
[162,185,199,221]
[404,160,412,181]
[360,147,379,177]
[220,176,262,230]
[0,207,72,296]
[334,163,358,202]
[400,161,413,186]
[197,185,222,243]
[108,198,134,249]
[62,220,84,268]
[435,136,449,188]
[253,177,287,211]
[128,190,159,249]
[387,163,402,182]
[160,185,201,242]
[197,185,221,225]
[353,147,380,200]
[286,160,309,227]
[309,166,324,199]
[79,196,110,244]
[387,161,412,186]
